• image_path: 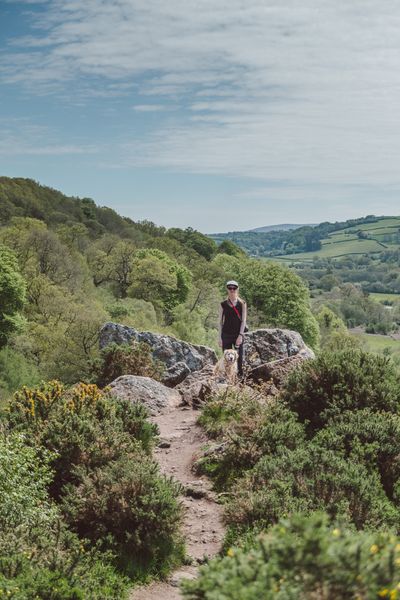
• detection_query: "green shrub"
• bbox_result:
[61,456,184,579]
[0,346,40,407]
[3,381,183,579]
[5,381,156,497]
[0,430,129,599]
[182,512,400,600]
[281,349,400,433]
[314,409,400,499]
[93,341,165,387]
[226,445,400,542]
[197,390,305,490]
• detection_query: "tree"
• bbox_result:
[239,259,319,347]
[216,239,247,258]
[128,249,192,313]
[0,246,26,347]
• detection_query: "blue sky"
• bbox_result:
[1,0,400,233]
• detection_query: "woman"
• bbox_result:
[218,280,247,378]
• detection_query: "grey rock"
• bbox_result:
[175,365,228,408]
[109,375,182,415]
[99,322,217,386]
[248,355,307,388]
[244,328,314,369]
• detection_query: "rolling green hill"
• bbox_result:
[274,216,400,262]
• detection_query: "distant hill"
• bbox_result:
[208,215,400,258]
[249,223,315,233]
[274,216,400,262]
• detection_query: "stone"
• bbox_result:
[99,322,217,386]
[175,365,228,408]
[244,328,314,369]
[108,375,182,415]
[247,355,307,388]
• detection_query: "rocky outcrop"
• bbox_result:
[99,322,217,387]
[244,329,314,388]
[109,375,182,415]
[175,365,228,409]
[244,328,314,367]
[247,355,306,389]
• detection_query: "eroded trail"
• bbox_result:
[130,404,225,600]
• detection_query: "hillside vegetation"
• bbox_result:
[0,177,321,596]
[184,349,400,599]
[3,177,400,598]
[209,215,400,258]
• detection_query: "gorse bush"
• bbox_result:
[314,409,400,500]
[5,381,156,496]
[281,349,400,433]
[182,512,400,600]
[61,457,184,578]
[227,445,400,537]
[2,381,184,580]
[93,340,165,387]
[197,352,400,551]
[197,391,304,490]
[0,430,128,599]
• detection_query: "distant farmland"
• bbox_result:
[274,216,400,262]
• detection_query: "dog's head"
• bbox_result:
[224,349,238,364]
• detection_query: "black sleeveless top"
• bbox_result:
[221,299,243,336]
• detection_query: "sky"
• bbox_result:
[1,1,400,233]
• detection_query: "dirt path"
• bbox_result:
[130,404,225,600]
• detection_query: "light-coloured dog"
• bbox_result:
[213,348,238,384]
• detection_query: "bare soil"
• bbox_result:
[129,404,225,600]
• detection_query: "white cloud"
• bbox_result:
[2,0,400,194]
[132,104,166,112]
[0,118,99,156]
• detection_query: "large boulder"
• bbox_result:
[108,375,182,415]
[99,322,217,387]
[247,355,306,390]
[175,365,227,409]
[244,329,314,388]
[244,328,314,368]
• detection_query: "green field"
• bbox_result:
[275,216,400,261]
[369,292,400,303]
[351,331,400,361]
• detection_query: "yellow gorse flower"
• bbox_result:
[370,544,379,554]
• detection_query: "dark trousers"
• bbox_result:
[222,333,244,377]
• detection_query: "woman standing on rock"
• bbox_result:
[218,280,247,379]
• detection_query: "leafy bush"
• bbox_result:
[281,349,400,433]
[3,381,183,578]
[226,445,400,539]
[93,341,165,387]
[196,390,304,490]
[61,456,184,578]
[0,346,40,406]
[182,512,400,600]
[0,430,129,599]
[5,381,156,496]
[314,409,400,499]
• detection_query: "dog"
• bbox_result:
[213,348,238,384]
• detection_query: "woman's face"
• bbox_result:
[227,285,238,298]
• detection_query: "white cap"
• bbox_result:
[226,280,239,287]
